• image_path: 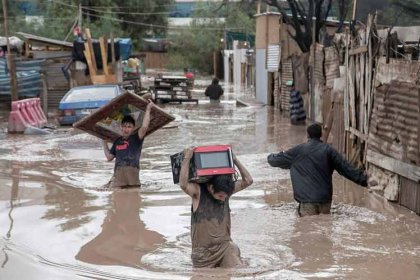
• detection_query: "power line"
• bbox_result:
[81,5,212,16]
[48,0,78,9]
[81,11,244,31]
[0,16,75,20]
[48,0,225,16]
[75,2,188,9]
[31,0,245,32]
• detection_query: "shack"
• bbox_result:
[17,32,73,110]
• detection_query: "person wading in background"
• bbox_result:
[205,77,224,104]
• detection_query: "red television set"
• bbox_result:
[193,145,235,176]
[170,145,235,184]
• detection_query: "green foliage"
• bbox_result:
[114,0,172,48]
[167,2,255,74]
[0,0,171,48]
[378,0,420,26]
[168,20,222,73]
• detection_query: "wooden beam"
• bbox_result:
[418,86,420,163]
[349,45,368,56]
[322,93,337,143]
[110,33,116,73]
[348,126,368,141]
[84,28,98,74]
[366,149,420,182]
[348,50,356,131]
[83,42,97,77]
[99,37,109,75]
[344,31,350,130]
[41,74,48,114]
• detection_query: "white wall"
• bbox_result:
[233,41,242,87]
[223,50,233,83]
[256,49,268,104]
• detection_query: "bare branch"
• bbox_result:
[213,0,228,12]
[324,0,332,21]
[263,0,335,52]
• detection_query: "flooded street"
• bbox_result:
[0,86,419,280]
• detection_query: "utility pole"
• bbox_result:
[78,2,82,30]
[2,0,18,101]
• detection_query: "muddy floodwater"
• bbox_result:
[0,86,419,280]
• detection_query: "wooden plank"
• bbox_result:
[99,37,109,75]
[83,42,97,77]
[349,52,356,131]
[84,28,98,75]
[366,149,420,182]
[110,33,116,72]
[348,126,368,141]
[366,14,373,135]
[91,74,116,84]
[356,51,362,133]
[344,31,350,130]
[359,30,366,135]
[41,74,48,114]
[322,92,336,143]
[418,86,420,163]
[349,45,368,56]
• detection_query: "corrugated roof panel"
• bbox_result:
[267,44,280,72]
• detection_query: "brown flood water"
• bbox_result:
[0,86,419,280]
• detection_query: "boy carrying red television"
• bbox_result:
[179,147,253,268]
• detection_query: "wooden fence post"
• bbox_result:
[41,74,48,114]
[418,86,420,164]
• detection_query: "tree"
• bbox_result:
[336,0,352,32]
[113,0,173,47]
[391,0,420,16]
[378,0,420,26]
[265,0,336,53]
[0,0,172,49]
[168,2,255,73]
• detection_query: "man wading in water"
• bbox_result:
[267,123,368,216]
[102,102,153,188]
[180,148,253,268]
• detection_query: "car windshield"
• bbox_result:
[64,86,118,102]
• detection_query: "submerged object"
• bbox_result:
[24,126,51,135]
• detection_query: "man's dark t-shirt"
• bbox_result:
[110,134,144,169]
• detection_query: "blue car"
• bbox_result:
[58,85,122,125]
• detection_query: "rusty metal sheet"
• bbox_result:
[368,81,420,165]
[267,44,281,72]
[376,57,420,84]
[73,91,175,141]
[324,47,340,88]
[314,44,325,81]
[280,59,293,111]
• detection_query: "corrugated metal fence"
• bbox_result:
[0,58,44,98]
